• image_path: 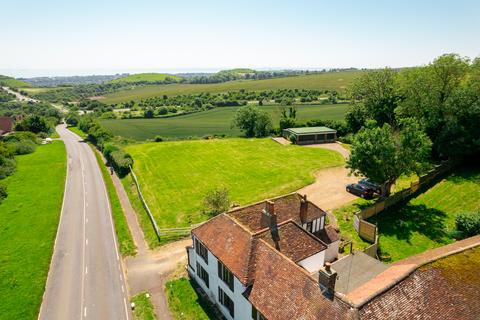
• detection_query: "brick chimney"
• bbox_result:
[318,262,337,299]
[261,200,275,228]
[300,194,308,224]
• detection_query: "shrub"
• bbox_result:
[154,135,164,142]
[289,134,297,144]
[0,184,7,203]
[203,187,230,217]
[12,140,37,155]
[110,150,133,177]
[0,156,16,179]
[456,211,480,238]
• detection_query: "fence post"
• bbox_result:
[129,165,161,241]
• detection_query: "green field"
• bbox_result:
[131,292,157,320]
[0,142,66,320]
[166,278,215,320]
[97,70,363,103]
[101,103,349,140]
[123,138,343,243]
[110,73,183,84]
[0,75,31,88]
[369,166,480,262]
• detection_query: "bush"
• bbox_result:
[0,184,7,203]
[203,187,230,217]
[109,150,133,177]
[0,156,16,179]
[12,140,37,155]
[456,211,480,238]
[154,135,164,142]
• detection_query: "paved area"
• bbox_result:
[39,124,130,320]
[107,159,190,319]
[271,137,291,145]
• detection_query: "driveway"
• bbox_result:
[298,143,357,218]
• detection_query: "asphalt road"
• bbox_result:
[39,124,130,320]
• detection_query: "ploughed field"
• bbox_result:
[122,138,344,242]
[100,103,349,140]
[96,70,362,103]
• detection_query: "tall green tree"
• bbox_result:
[347,119,431,196]
[232,106,272,137]
[279,106,297,131]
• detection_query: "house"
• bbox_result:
[0,117,13,135]
[187,192,480,319]
[187,193,343,320]
[283,126,337,145]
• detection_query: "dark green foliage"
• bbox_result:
[143,108,154,118]
[0,183,7,203]
[109,150,133,177]
[65,112,79,126]
[232,106,272,137]
[279,106,297,131]
[305,119,349,137]
[456,211,480,238]
[0,156,16,179]
[11,140,36,155]
[15,115,53,134]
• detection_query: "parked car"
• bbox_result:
[346,183,374,199]
[358,178,382,194]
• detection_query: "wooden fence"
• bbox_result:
[353,214,377,243]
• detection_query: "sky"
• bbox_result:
[0,0,479,77]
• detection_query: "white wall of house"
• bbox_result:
[188,236,252,320]
[298,250,326,273]
[324,240,340,262]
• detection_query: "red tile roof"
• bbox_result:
[257,221,326,262]
[247,241,353,320]
[228,193,325,233]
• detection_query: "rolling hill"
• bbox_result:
[109,73,183,84]
[0,75,32,88]
[96,70,363,104]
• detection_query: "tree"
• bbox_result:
[203,187,230,217]
[15,115,52,134]
[279,106,297,131]
[347,119,431,197]
[348,68,399,128]
[232,106,272,137]
[143,108,154,118]
[65,112,79,126]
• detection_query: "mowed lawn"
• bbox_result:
[0,141,66,320]
[98,70,363,103]
[124,138,343,231]
[101,103,349,140]
[369,166,480,262]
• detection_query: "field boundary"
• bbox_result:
[129,165,161,241]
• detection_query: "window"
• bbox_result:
[306,221,313,233]
[195,238,208,264]
[252,306,267,320]
[196,262,209,288]
[218,261,234,291]
[218,287,234,318]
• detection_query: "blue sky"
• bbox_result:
[0,0,479,76]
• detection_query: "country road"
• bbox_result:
[39,124,131,320]
[1,86,38,102]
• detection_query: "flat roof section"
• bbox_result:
[285,126,336,135]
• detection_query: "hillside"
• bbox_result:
[109,73,183,84]
[0,75,32,88]
[97,70,363,103]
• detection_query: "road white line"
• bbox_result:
[121,285,124,293]
[85,267,88,274]
[84,307,87,318]
[86,238,88,246]
[123,298,129,320]
[80,156,87,320]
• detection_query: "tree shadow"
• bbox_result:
[369,203,450,245]
[189,278,221,319]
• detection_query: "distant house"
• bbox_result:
[0,117,13,135]
[283,126,337,145]
[187,192,480,319]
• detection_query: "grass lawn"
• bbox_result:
[131,292,157,320]
[97,70,363,103]
[166,277,215,320]
[123,138,343,245]
[92,147,136,256]
[100,103,349,141]
[111,73,182,84]
[0,141,66,320]
[369,166,480,262]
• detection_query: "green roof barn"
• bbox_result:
[283,127,337,145]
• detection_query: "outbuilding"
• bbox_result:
[283,126,337,145]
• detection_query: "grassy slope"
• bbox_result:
[110,73,182,84]
[124,138,343,233]
[166,278,215,320]
[68,126,87,139]
[131,292,157,320]
[0,75,32,88]
[369,166,480,262]
[92,147,136,256]
[0,142,66,320]
[100,103,349,140]
[98,70,363,103]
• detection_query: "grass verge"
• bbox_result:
[0,141,66,320]
[166,277,215,320]
[91,146,136,256]
[67,126,87,139]
[131,292,157,320]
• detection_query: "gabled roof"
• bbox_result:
[285,126,337,135]
[247,241,353,320]
[229,193,325,233]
